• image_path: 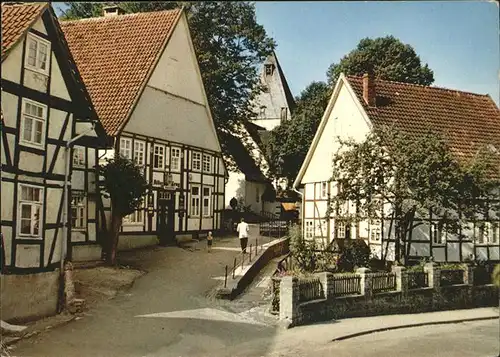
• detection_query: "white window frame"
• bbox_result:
[153,144,165,170]
[20,98,47,148]
[71,191,86,231]
[123,203,144,225]
[134,140,145,166]
[202,186,212,217]
[18,184,43,239]
[432,222,447,245]
[305,220,314,239]
[190,185,201,217]
[336,220,346,239]
[25,33,50,75]
[171,147,181,172]
[369,220,382,243]
[73,147,85,168]
[315,220,327,238]
[202,154,211,173]
[192,152,201,171]
[321,182,328,199]
[120,138,132,160]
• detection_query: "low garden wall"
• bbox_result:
[277,263,499,328]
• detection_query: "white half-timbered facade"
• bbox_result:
[61,7,226,247]
[293,73,500,263]
[1,3,106,275]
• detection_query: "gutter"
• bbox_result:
[60,121,97,275]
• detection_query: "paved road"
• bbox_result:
[9,227,500,357]
[264,319,500,357]
[12,230,282,357]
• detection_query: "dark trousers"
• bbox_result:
[240,237,248,253]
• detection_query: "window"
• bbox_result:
[123,203,144,224]
[21,99,46,147]
[491,223,499,244]
[19,185,43,238]
[321,182,328,199]
[134,141,145,166]
[475,222,493,244]
[432,222,447,245]
[259,106,266,119]
[305,220,314,239]
[337,180,345,195]
[71,192,86,230]
[190,186,200,216]
[337,201,349,216]
[315,220,327,238]
[203,187,212,217]
[73,147,85,167]
[265,64,274,76]
[336,220,346,239]
[256,186,260,203]
[171,147,181,171]
[154,144,165,169]
[192,152,201,171]
[203,154,211,173]
[369,220,381,242]
[25,34,50,74]
[120,138,132,159]
[280,107,287,121]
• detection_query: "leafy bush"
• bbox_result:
[336,240,371,272]
[289,224,317,272]
[288,224,337,273]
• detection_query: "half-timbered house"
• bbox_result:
[293,73,500,263]
[1,2,106,321]
[61,7,226,248]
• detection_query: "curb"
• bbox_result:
[330,315,499,342]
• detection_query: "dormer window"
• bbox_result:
[265,64,274,76]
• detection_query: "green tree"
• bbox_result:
[99,156,148,265]
[267,81,331,185]
[330,126,499,264]
[60,1,275,145]
[327,36,434,86]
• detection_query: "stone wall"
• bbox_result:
[279,263,499,328]
[1,270,60,323]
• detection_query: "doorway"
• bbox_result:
[157,190,175,246]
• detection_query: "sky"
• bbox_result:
[53,1,499,104]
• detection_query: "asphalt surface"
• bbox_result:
[264,319,500,357]
[11,232,281,357]
[9,228,500,357]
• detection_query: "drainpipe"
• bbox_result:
[60,121,97,275]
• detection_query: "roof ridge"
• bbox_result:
[61,8,180,24]
[346,74,490,98]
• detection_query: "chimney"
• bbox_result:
[362,73,376,107]
[103,5,125,17]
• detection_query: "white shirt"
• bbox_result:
[236,222,249,239]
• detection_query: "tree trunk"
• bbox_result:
[106,214,122,266]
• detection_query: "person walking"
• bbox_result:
[236,218,249,254]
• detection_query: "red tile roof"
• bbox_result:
[347,75,500,176]
[1,2,48,59]
[60,9,182,136]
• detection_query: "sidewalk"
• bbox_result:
[279,307,499,344]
